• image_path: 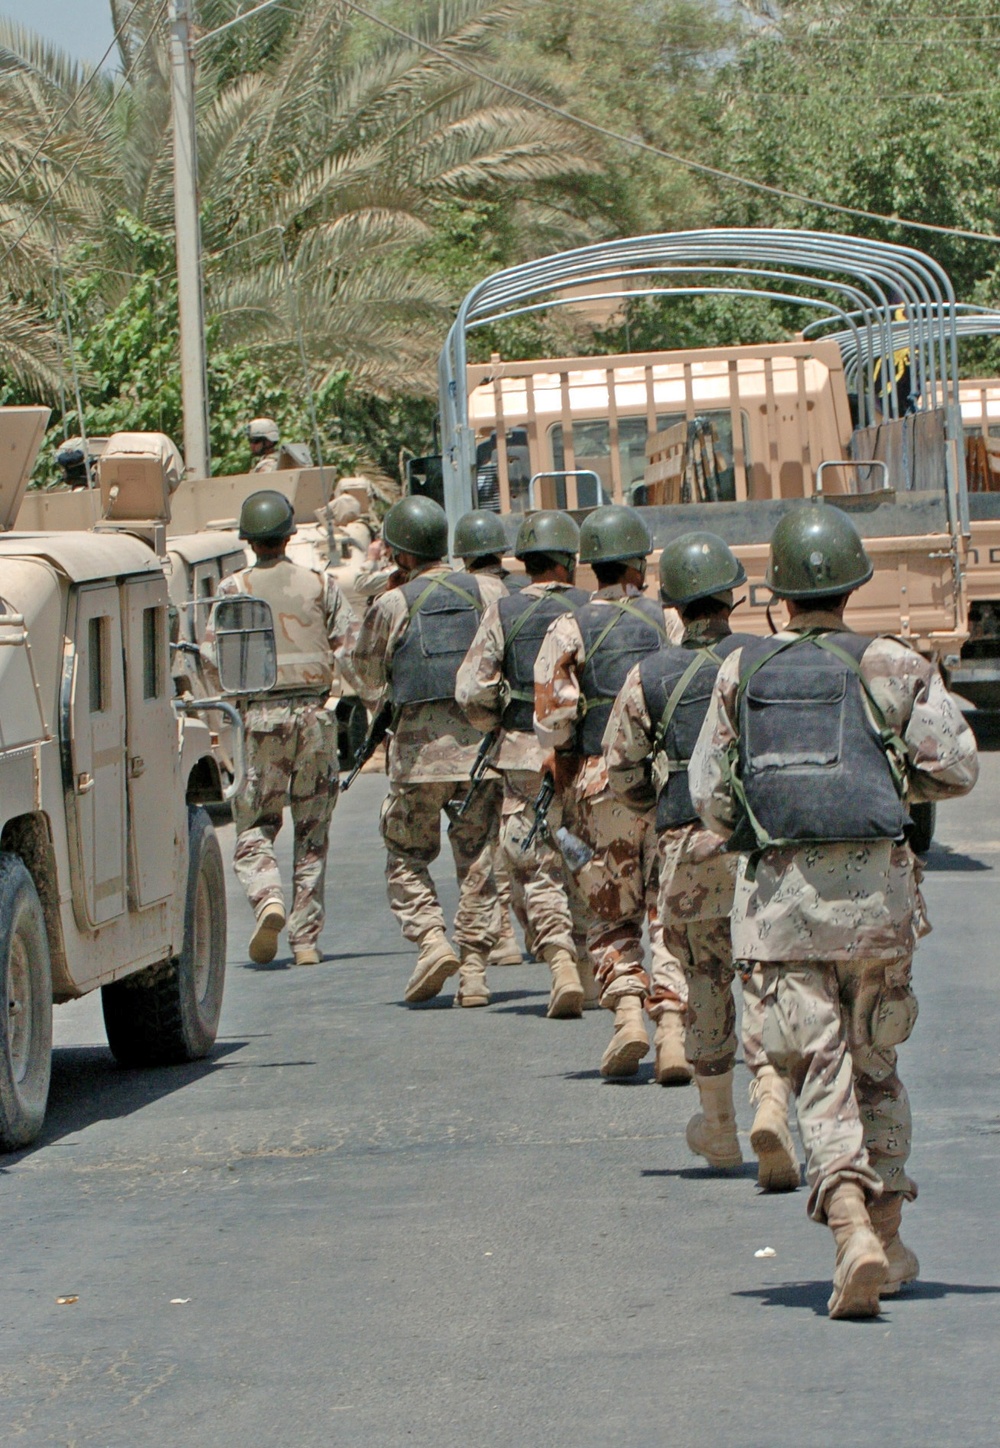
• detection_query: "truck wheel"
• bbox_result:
[102,808,227,1067]
[909,801,936,855]
[0,854,53,1150]
[336,697,368,772]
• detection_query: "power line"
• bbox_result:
[0,1,171,270]
[0,0,145,209]
[196,0,293,43]
[330,0,1000,246]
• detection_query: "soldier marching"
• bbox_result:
[208,487,978,1322]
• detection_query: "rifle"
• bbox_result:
[456,729,500,817]
[340,699,396,791]
[521,772,594,873]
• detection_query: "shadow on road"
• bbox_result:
[734,1279,1000,1316]
[2,1039,250,1169]
[642,1162,760,1181]
[241,948,414,973]
[967,711,1000,750]
[922,847,992,873]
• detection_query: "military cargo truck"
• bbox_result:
[435,232,969,676]
[431,230,978,853]
[0,408,273,1150]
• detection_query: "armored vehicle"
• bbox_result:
[0,408,272,1150]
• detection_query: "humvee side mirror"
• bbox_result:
[211,596,278,695]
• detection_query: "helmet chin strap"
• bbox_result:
[766,597,780,634]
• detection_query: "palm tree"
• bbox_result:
[0,0,600,421]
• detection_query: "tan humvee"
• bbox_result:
[0,408,273,1151]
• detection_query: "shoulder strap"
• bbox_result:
[726,629,909,851]
[810,633,909,795]
[653,646,722,755]
[582,598,667,669]
[405,575,481,623]
[499,591,578,705]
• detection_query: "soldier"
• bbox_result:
[533,503,691,1081]
[457,510,598,1017]
[353,495,506,1007]
[452,508,529,968]
[247,417,280,473]
[55,440,94,489]
[208,490,358,967]
[689,503,978,1318]
[603,532,798,1189]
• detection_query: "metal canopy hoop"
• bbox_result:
[439,228,963,537]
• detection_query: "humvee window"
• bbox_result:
[88,616,107,712]
[142,606,164,700]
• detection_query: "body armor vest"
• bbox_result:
[390,571,484,706]
[640,632,748,832]
[576,595,668,756]
[497,585,590,732]
[732,631,909,848]
[232,559,331,694]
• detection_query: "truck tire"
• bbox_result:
[102,807,227,1067]
[336,697,368,773]
[0,853,53,1151]
[909,801,936,856]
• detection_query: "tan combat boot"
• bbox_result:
[577,953,601,1011]
[685,1071,743,1169]
[249,898,286,965]
[599,996,650,1078]
[455,949,491,1008]
[653,1012,693,1086]
[489,916,523,967]
[749,1065,800,1192]
[292,946,321,967]
[404,929,460,1003]
[542,946,584,1019]
[868,1191,919,1295]
[826,1182,889,1320]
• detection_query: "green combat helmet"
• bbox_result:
[515,510,580,566]
[239,489,296,542]
[766,503,873,599]
[382,494,449,560]
[453,509,508,561]
[578,504,652,565]
[659,531,746,607]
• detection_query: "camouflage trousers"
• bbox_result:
[662,916,768,1080]
[379,778,502,953]
[756,955,919,1223]
[492,839,532,954]
[563,788,687,1014]
[232,700,339,951]
[498,769,594,963]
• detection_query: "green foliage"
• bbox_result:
[11,0,1000,492]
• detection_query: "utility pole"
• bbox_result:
[168,0,210,478]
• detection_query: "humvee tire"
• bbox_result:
[0,853,53,1151]
[909,801,936,856]
[102,808,227,1067]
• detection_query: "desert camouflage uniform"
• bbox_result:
[456,582,595,964]
[603,614,767,1076]
[252,453,279,473]
[689,609,979,1221]
[353,563,507,952]
[533,584,687,1012]
[458,559,532,961]
[209,560,359,951]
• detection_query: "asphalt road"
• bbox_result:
[2,731,1000,1447]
